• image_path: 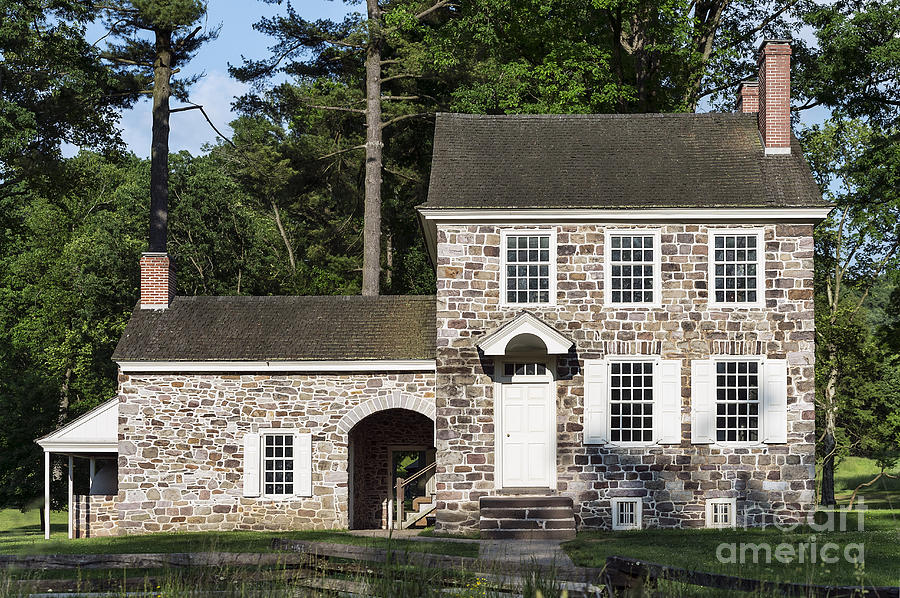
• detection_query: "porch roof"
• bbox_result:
[35,398,118,454]
[477,312,574,356]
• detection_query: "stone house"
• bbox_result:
[38,40,829,540]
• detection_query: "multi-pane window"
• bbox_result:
[263,434,294,496]
[707,499,735,528]
[609,361,654,443]
[612,498,642,530]
[712,233,760,303]
[715,361,759,442]
[504,362,547,377]
[609,235,655,304]
[505,235,551,304]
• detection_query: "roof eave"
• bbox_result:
[115,359,438,373]
[418,206,833,223]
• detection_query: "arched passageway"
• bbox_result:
[348,408,435,529]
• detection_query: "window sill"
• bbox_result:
[500,303,557,309]
[708,302,766,310]
[603,302,663,310]
[256,495,309,501]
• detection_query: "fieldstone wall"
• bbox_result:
[349,408,435,529]
[434,223,816,533]
[117,373,435,534]
[74,494,119,538]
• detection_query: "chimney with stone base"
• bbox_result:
[140,252,175,309]
[736,79,759,113]
[758,39,792,155]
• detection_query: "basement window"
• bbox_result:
[611,498,642,531]
[706,498,737,528]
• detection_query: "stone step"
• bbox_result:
[479,529,576,540]
[479,518,575,530]
[479,495,576,540]
[480,496,573,509]
[480,507,573,520]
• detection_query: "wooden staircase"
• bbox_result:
[479,496,576,540]
[396,495,436,529]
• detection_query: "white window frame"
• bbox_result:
[605,355,660,447]
[500,229,557,307]
[611,498,643,531]
[708,228,765,309]
[258,428,307,500]
[712,356,763,447]
[604,228,662,308]
[501,361,551,381]
[706,498,737,528]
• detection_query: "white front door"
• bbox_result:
[501,383,552,487]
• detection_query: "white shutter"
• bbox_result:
[762,359,788,444]
[583,359,609,444]
[657,359,682,444]
[297,433,313,496]
[242,433,260,498]
[691,360,715,444]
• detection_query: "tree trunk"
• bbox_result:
[385,231,393,289]
[362,0,383,296]
[57,366,71,426]
[682,0,727,111]
[149,30,173,253]
[270,199,296,272]
[820,361,839,506]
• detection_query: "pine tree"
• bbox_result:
[99,0,218,252]
[232,0,452,295]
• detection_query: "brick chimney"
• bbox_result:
[736,79,759,113]
[140,252,175,309]
[758,39,792,155]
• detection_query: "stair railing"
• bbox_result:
[395,461,437,529]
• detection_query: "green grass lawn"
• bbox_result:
[0,509,477,558]
[564,510,900,588]
[828,456,900,509]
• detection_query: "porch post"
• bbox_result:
[89,458,96,494]
[43,451,50,540]
[67,456,74,539]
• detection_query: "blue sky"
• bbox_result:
[96,2,826,157]
[102,1,356,158]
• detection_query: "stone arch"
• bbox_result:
[337,390,435,434]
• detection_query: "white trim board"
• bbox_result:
[36,398,118,452]
[418,207,832,262]
[419,207,833,222]
[116,359,437,373]
[38,443,118,454]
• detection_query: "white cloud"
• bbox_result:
[117,70,248,158]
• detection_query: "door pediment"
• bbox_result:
[476,312,573,356]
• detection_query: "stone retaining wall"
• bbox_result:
[117,373,435,534]
[433,223,816,533]
[74,494,119,538]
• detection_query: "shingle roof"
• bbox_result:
[422,113,827,209]
[112,295,436,362]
